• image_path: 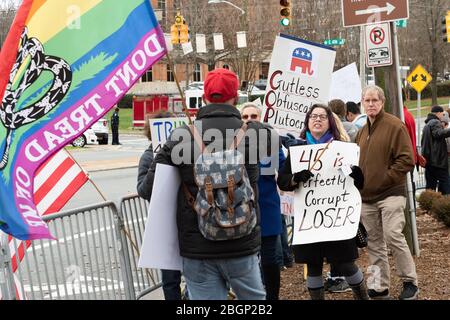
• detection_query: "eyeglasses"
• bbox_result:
[242,114,258,120]
[309,114,328,121]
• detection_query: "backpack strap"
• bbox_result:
[229,123,248,150]
[188,124,206,153]
[182,183,195,210]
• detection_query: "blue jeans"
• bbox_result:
[161,269,182,300]
[182,253,266,300]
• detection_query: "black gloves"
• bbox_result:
[293,170,314,184]
[349,165,364,190]
[281,133,300,149]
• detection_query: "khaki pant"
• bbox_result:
[362,196,417,292]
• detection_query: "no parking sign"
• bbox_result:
[365,22,392,67]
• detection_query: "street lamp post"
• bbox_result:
[207,0,245,15]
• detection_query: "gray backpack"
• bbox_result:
[183,123,257,241]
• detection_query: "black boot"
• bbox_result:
[308,287,325,300]
[350,281,369,300]
[262,264,280,300]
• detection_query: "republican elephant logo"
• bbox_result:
[290,47,314,76]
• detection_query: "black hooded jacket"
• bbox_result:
[146,104,277,259]
[421,113,450,169]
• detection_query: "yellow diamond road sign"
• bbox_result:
[407,64,432,93]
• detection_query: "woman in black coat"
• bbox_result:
[137,111,185,300]
[277,104,368,300]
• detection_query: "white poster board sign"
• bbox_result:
[138,164,182,271]
[289,141,361,245]
[149,117,193,152]
[280,192,294,216]
[330,63,362,103]
[262,34,336,136]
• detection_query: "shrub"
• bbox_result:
[117,94,133,109]
[431,196,450,227]
[417,190,443,213]
[408,81,450,100]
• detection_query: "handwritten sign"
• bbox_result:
[280,192,295,216]
[289,141,361,245]
[149,117,194,152]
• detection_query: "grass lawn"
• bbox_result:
[104,108,138,133]
[405,96,450,117]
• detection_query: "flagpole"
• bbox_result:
[166,52,193,124]
[64,149,156,284]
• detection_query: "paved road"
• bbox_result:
[64,134,149,209]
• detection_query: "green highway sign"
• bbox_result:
[323,38,346,46]
[395,19,407,28]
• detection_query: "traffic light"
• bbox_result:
[280,0,291,26]
[175,12,183,26]
[443,13,450,43]
[171,24,179,44]
[179,23,189,44]
[171,12,189,44]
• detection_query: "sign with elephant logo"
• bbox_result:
[262,34,336,136]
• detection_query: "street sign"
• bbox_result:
[365,23,392,67]
[341,0,409,27]
[323,38,346,46]
[395,19,407,28]
[407,64,432,93]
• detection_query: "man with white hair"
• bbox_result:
[356,85,417,300]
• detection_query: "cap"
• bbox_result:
[204,68,239,103]
[431,105,444,113]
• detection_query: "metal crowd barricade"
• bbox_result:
[118,194,162,300]
[4,201,135,300]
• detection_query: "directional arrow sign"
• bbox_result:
[341,0,409,27]
[356,2,396,16]
[407,64,432,93]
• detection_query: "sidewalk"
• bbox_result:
[81,156,139,172]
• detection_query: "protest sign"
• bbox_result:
[262,34,336,136]
[330,63,362,103]
[149,117,193,152]
[138,164,182,271]
[280,192,294,216]
[289,141,361,245]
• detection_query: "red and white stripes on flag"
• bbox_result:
[2,149,88,299]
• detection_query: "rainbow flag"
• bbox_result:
[0,0,167,240]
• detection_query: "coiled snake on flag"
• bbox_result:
[0,27,72,170]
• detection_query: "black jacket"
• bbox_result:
[137,145,154,200]
[421,113,450,169]
[277,139,358,264]
[147,104,277,259]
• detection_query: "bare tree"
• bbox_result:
[403,0,449,104]
[0,0,18,50]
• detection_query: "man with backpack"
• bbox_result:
[145,68,277,300]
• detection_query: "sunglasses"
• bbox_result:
[242,114,258,120]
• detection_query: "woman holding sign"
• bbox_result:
[277,104,368,300]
